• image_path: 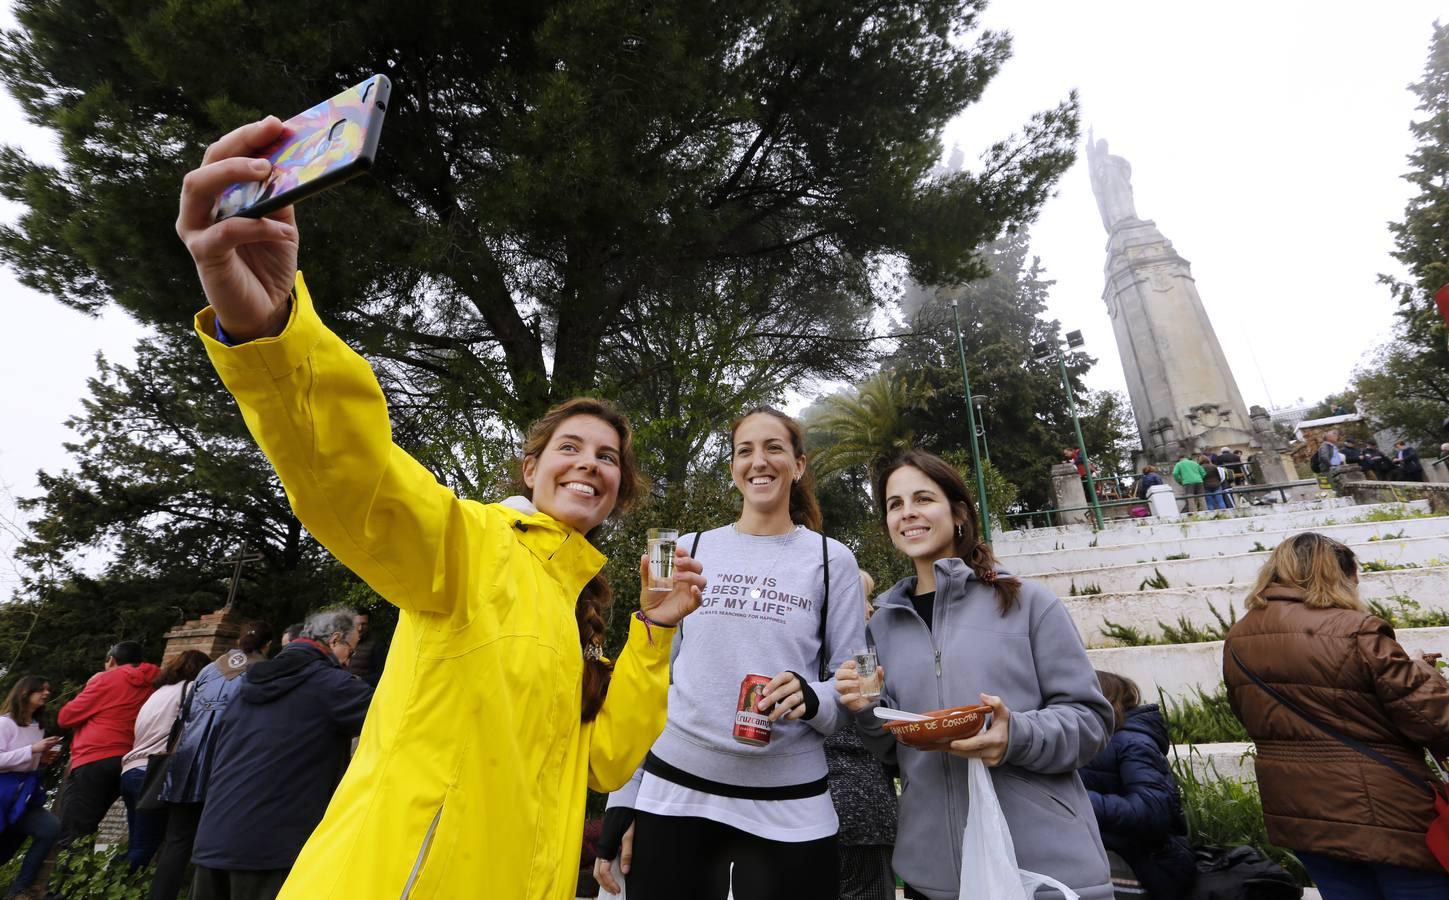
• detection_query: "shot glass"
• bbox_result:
[647,527,679,592]
[853,649,882,699]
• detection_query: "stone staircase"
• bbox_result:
[994,496,1449,777]
[993,496,1447,897]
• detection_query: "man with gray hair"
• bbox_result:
[188,609,371,900]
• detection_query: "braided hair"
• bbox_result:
[521,397,645,722]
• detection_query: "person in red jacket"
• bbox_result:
[55,641,159,857]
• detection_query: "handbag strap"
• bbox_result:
[817,531,830,683]
[164,680,193,753]
[1229,646,1437,798]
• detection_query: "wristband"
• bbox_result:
[634,609,671,644]
[786,671,821,721]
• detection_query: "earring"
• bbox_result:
[956,525,963,538]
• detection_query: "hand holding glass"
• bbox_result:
[647,528,679,592]
[853,649,882,699]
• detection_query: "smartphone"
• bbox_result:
[215,74,391,221]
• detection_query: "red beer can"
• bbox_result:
[733,673,773,746]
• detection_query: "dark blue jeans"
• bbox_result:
[1297,850,1449,899]
[119,765,168,869]
[0,805,60,895]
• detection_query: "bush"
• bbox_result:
[1173,753,1309,886]
[1161,686,1250,744]
[49,845,151,900]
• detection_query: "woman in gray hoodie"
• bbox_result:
[836,449,1115,899]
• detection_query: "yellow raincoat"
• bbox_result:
[195,273,675,899]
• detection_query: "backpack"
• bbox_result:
[1309,450,1326,474]
[1189,845,1301,900]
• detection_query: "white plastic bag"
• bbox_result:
[960,757,1080,900]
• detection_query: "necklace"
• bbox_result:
[731,523,800,598]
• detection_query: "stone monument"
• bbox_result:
[1087,133,1264,465]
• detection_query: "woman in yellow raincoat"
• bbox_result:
[176,116,706,899]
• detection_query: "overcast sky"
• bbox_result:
[1,2,1443,593]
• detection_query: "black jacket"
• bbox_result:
[191,640,372,870]
[1080,705,1196,899]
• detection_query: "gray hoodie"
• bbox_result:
[855,558,1114,900]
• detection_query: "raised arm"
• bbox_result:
[179,118,488,616]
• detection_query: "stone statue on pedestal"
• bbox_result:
[1088,134,1260,466]
[1086,130,1138,233]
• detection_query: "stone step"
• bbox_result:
[1171,741,1256,784]
[1065,566,1449,646]
[1086,627,1449,702]
[1003,514,1449,576]
[1035,534,1449,598]
[995,499,1420,554]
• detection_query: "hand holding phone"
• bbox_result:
[215,75,390,221]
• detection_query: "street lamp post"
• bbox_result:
[972,395,991,464]
[948,299,992,544]
[1034,331,1104,530]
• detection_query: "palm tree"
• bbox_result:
[808,373,932,478]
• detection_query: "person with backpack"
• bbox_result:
[1081,672,1196,899]
[1224,532,1449,893]
[836,448,1114,899]
[594,408,865,900]
[1198,454,1227,512]
[1312,432,1344,475]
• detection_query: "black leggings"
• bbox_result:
[627,810,839,900]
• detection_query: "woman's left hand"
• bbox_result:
[637,547,706,627]
[759,671,809,722]
[945,693,1010,767]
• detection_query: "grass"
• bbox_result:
[1161,685,1250,743]
[1361,559,1421,572]
[1069,581,1104,596]
[1249,541,1270,552]
[1101,602,1238,647]
[1367,529,1407,541]
[1367,595,1449,628]
[1165,552,1191,560]
[1173,751,1309,886]
[1353,504,1447,523]
[1138,567,1171,590]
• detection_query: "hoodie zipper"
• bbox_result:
[931,568,963,876]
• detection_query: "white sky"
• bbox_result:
[1,2,1442,593]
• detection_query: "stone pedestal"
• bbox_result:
[163,608,243,664]
[1249,452,1308,494]
[1147,484,1180,520]
[1330,463,1368,495]
[1049,463,1092,526]
[1426,457,1449,485]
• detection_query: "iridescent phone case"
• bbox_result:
[216,74,391,220]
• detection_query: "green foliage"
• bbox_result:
[1353,504,1445,522]
[1162,686,1250,744]
[1381,21,1449,357]
[1172,754,1309,885]
[1367,529,1407,541]
[1360,559,1421,572]
[50,846,151,900]
[1351,337,1449,451]
[808,374,929,478]
[1250,541,1269,553]
[1367,595,1449,629]
[1099,602,1237,647]
[1069,582,1103,596]
[1164,552,1190,560]
[1139,568,1171,590]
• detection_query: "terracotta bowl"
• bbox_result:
[882,704,991,749]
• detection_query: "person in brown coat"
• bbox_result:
[1224,532,1449,893]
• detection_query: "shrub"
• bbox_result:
[49,846,150,900]
[1368,595,1449,628]
[1172,752,1309,886]
[1161,686,1250,744]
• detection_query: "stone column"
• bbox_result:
[1330,463,1368,495]
[1049,463,1092,526]
[163,608,243,663]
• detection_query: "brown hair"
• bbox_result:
[154,650,211,688]
[1096,670,1140,730]
[2,676,50,727]
[1142,465,1157,474]
[521,397,645,722]
[874,448,1022,614]
[729,408,823,532]
[238,621,274,655]
[1246,532,1363,612]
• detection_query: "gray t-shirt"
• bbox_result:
[648,524,865,787]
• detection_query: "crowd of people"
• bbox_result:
[2,115,1447,900]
